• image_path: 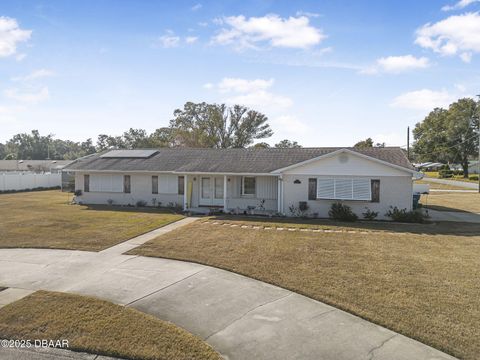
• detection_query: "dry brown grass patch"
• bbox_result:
[0,291,220,360]
[0,190,184,251]
[130,219,480,359]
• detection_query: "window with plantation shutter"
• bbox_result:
[317,178,371,201]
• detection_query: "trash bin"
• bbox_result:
[412,193,421,209]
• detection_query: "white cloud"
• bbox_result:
[211,14,326,50]
[390,89,454,111]
[157,31,180,48]
[206,77,293,109]
[185,36,198,44]
[415,12,480,62]
[4,87,50,104]
[12,68,54,82]
[361,55,430,74]
[191,3,202,11]
[0,16,32,57]
[273,115,308,134]
[295,11,321,18]
[441,0,479,11]
[217,77,274,93]
[377,55,430,73]
[226,90,293,108]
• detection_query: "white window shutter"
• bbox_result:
[317,179,334,199]
[353,179,371,200]
[334,179,353,199]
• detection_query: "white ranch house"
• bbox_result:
[65,147,418,219]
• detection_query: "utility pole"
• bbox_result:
[407,126,410,161]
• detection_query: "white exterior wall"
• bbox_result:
[226,175,277,211]
[280,152,413,219]
[0,172,61,191]
[75,172,183,206]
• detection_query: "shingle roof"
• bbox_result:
[65,147,414,173]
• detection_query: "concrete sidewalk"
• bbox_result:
[0,247,456,360]
[427,209,480,223]
[423,177,479,190]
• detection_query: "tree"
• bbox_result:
[168,102,273,148]
[354,138,374,148]
[413,98,479,177]
[251,142,270,149]
[0,143,5,159]
[274,139,302,148]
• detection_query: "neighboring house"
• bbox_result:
[64,147,418,219]
[0,160,72,173]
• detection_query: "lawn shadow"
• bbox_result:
[210,214,480,237]
[80,204,182,216]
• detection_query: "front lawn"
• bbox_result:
[0,290,220,360]
[414,179,472,190]
[421,192,480,213]
[129,217,480,360]
[0,190,184,251]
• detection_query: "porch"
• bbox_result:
[181,174,281,214]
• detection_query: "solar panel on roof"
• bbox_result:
[100,150,158,158]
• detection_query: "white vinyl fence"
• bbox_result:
[0,172,61,191]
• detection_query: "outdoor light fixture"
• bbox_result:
[294,179,301,184]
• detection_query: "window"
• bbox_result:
[124,175,131,193]
[371,179,380,202]
[89,174,123,192]
[241,176,256,196]
[152,176,158,194]
[317,178,371,201]
[84,174,90,192]
[178,176,185,195]
[214,177,223,199]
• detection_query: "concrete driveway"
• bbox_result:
[0,242,456,360]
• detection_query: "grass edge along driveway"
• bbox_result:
[129,217,480,360]
[0,290,220,360]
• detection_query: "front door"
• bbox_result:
[200,176,224,206]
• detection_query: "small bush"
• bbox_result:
[469,175,479,181]
[328,202,358,222]
[385,206,426,223]
[288,202,309,217]
[151,198,157,207]
[439,169,453,178]
[136,200,147,207]
[74,189,82,196]
[362,207,378,220]
[107,199,114,206]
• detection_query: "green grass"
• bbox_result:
[421,192,480,213]
[414,179,472,190]
[0,291,220,360]
[0,190,184,251]
[130,217,480,360]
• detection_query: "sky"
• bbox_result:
[0,0,479,147]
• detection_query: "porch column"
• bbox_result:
[223,175,227,212]
[277,175,283,214]
[183,174,188,211]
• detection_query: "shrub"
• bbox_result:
[136,200,147,207]
[107,199,114,206]
[288,202,309,217]
[328,202,358,222]
[469,175,479,181]
[74,189,82,196]
[439,169,453,178]
[385,206,426,223]
[151,198,157,207]
[362,207,378,220]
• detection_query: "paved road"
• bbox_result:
[423,177,479,190]
[0,218,456,360]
